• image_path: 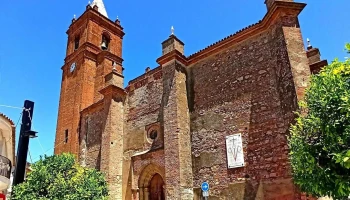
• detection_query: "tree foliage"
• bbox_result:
[288,44,350,199]
[11,153,109,200]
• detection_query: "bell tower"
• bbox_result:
[55,0,125,155]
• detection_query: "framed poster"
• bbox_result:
[226,133,245,168]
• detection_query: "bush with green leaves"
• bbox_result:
[11,153,109,200]
[289,44,350,199]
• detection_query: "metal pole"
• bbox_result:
[13,100,34,186]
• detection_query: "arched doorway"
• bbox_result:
[149,174,165,200]
[138,164,165,200]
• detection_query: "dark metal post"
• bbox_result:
[13,100,34,186]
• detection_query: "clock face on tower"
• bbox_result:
[70,62,76,73]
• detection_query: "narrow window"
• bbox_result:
[86,119,89,144]
[74,36,80,50]
[101,34,110,50]
[65,129,69,143]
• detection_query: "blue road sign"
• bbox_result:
[201,182,209,191]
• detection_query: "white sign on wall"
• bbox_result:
[226,133,245,169]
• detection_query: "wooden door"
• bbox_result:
[149,174,165,200]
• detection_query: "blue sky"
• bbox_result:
[0,0,349,163]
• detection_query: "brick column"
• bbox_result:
[160,57,193,199]
[267,2,309,199]
[99,69,126,199]
[279,5,310,101]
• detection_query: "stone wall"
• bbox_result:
[125,67,164,153]
[79,102,104,170]
[131,150,165,199]
[123,67,164,199]
[77,22,311,200]
[188,22,302,199]
[73,2,318,199]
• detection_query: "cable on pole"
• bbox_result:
[0,104,24,110]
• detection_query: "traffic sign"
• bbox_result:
[203,191,209,197]
[201,182,209,191]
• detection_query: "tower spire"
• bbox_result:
[91,0,108,18]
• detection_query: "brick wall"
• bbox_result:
[55,7,124,156]
[162,60,194,199]
[71,1,317,199]
[188,23,303,199]
[55,56,97,155]
[131,150,165,199]
[79,102,104,169]
[124,68,164,199]
[125,68,163,152]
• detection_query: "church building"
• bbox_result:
[54,0,327,199]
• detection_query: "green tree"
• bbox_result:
[11,153,109,200]
[288,44,350,199]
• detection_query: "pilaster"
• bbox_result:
[306,42,328,74]
[158,50,193,199]
[99,69,126,200]
[270,1,309,101]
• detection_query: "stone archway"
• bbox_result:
[138,164,165,200]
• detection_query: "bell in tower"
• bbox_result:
[55,0,124,157]
[101,41,107,50]
[101,34,110,50]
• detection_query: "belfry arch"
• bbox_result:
[138,164,165,200]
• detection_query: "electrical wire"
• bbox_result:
[18,106,75,163]
[24,108,72,161]
[28,149,33,164]
[32,133,72,161]
[0,105,24,110]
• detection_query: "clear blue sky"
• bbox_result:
[0,0,349,163]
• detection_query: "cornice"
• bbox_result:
[156,50,188,66]
[186,1,306,64]
[97,51,124,65]
[67,7,124,38]
[63,43,123,70]
[306,48,320,57]
[127,66,162,85]
[162,35,185,45]
[310,60,328,74]
[65,42,100,63]
[99,85,127,98]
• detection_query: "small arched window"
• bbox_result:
[101,33,110,50]
[74,36,80,50]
